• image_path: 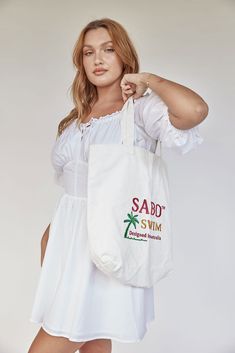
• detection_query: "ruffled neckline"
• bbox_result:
[72,95,145,130]
[79,109,122,126]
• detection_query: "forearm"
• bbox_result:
[142,72,209,127]
[40,224,50,266]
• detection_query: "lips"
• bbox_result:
[94,69,107,73]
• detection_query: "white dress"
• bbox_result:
[29,90,203,343]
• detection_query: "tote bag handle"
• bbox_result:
[121,96,161,157]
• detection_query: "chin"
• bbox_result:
[94,80,114,87]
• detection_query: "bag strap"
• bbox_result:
[121,96,161,157]
[120,96,135,154]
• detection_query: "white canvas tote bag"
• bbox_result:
[87,95,173,288]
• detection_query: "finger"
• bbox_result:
[120,76,129,87]
[120,84,131,91]
[122,90,127,102]
[123,88,134,94]
[122,91,133,102]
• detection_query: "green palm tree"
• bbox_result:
[123,211,139,239]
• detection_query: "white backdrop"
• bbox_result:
[0,1,234,352]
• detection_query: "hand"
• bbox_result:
[120,72,150,102]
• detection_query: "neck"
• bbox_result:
[96,79,123,104]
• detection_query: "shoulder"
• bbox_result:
[134,90,161,102]
[133,90,162,109]
[52,120,77,152]
[133,90,166,120]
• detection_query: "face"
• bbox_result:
[82,27,124,88]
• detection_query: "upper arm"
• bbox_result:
[134,90,204,154]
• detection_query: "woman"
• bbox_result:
[28,17,208,353]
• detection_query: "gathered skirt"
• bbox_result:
[29,192,155,343]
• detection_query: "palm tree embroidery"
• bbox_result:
[123,211,141,240]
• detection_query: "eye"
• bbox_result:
[105,48,115,52]
[84,51,92,56]
[83,48,115,56]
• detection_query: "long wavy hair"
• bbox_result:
[56,17,139,139]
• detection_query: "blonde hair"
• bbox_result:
[56,17,139,139]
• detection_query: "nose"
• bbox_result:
[94,50,104,64]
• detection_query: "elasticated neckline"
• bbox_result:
[79,109,122,126]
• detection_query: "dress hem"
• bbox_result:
[29,317,155,343]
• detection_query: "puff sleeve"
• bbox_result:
[135,90,204,154]
[50,141,65,187]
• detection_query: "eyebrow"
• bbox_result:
[82,41,113,48]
